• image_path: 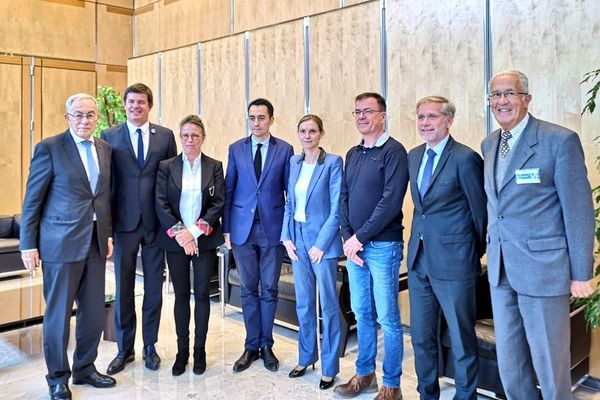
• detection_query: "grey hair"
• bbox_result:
[65,93,97,113]
[490,70,529,93]
[416,96,456,118]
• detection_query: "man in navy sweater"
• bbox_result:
[335,92,409,400]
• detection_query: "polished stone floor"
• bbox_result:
[0,270,598,400]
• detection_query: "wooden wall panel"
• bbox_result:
[492,0,600,185]
[99,0,133,7]
[200,34,246,165]
[234,0,339,33]
[134,0,156,8]
[387,0,485,153]
[97,4,133,66]
[249,21,305,152]
[344,0,373,6]
[0,61,24,215]
[0,0,95,62]
[96,64,128,96]
[160,45,198,140]
[40,67,96,139]
[309,2,380,157]
[160,0,230,51]
[133,2,160,56]
[127,54,159,122]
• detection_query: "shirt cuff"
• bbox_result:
[187,224,203,239]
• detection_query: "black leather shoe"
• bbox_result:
[289,365,307,378]
[319,376,336,390]
[232,349,260,372]
[260,346,279,372]
[171,352,189,376]
[106,351,135,375]
[193,347,206,375]
[142,345,161,370]
[72,371,116,388]
[48,383,71,400]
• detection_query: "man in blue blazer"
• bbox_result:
[20,93,116,399]
[482,71,595,399]
[407,96,486,399]
[223,98,293,373]
[101,83,177,374]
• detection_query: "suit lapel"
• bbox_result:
[410,145,425,206]
[427,137,453,190]
[120,123,138,162]
[170,155,183,191]
[305,161,325,204]
[145,123,158,168]
[62,131,92,194]
[288,160,301,210]
[95,140,110,195]
[486,129,501,196]
[259,136,277,186]
[201,154,212,192]
[243,138,259,186]
[498,118,537,192]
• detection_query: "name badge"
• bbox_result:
[515,168,540,184]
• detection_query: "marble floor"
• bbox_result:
[1,270,599,400]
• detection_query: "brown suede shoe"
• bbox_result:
[374,385,402,400]
[333,373,378,398]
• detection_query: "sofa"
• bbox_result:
[439,269,593,398]
[0,214,26,278]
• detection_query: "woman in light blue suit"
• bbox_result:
[281,114,343,390]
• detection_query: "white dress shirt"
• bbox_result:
[127,121,150,160]
[180,153,204,240]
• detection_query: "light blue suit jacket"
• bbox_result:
[223,135,293,245]
[280,150,343,259]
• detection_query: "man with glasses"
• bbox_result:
[407,96,486,399]
[335,92,408,400]
[482,70,595,399]
[101,83,177,374]
[21,93,115,399]
[223,98,293,373]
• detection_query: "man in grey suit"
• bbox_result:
[101,83,177,374]
[20,93,116,400]
[407,96,486,399]
[482,70,595,399]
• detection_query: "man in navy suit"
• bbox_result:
[223,98,293,373]
[20,93,116,400]
[101,83,177,374]
[407,96,486,399]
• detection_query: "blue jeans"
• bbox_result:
[346,240,403,388]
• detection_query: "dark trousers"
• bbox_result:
[42,226,106,385]
[232,221,284,350]
[113,221,165,352]
[166,250,215,351]
[408,246,479,400]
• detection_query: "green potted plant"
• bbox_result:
[573,68,600,328]
[94,85,126,138]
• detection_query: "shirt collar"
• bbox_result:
[359,131,390,148]
[251,134,271,147]
[505,113,530,144]
[127,121,150,135]
[182,152,202,166]
[69,129,94,145]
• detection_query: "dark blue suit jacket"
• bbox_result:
[280,150,343,259]
[101,123,177,232]
[407,136,487,280]
[223,135,293,246]
[20,130,112,262]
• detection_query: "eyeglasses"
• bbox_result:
[67,112,98,121]
[488,91,529,101]
[181,134,202,141]
[352,109,382,118]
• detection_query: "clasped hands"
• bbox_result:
[175,229,198,256]
[282,240,324,264]
[343,234,364,266]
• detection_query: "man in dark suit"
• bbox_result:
[101,83,177,374]
[482,70,595,399]
[223,98,293,373]
[407,96,486,399]
[20,93,116,400]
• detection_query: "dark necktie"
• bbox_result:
[136,128,145,168]
[254,143,263,182]
[419,148,436,199]
[499,130,512,158]
[82,140,99,193]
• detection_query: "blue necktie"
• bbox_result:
[136,128,144,168]
[82,140,99,193]
[419,148,436,199]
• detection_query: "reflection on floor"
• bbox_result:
[0,270,598,400]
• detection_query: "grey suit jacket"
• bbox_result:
[280,149,343,260]
[481,115,594,296]
[407,136,487,280]
[20,130,112,262]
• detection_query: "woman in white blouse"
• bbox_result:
[281,115,343,390]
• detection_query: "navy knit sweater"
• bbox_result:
[340,136,409,243]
